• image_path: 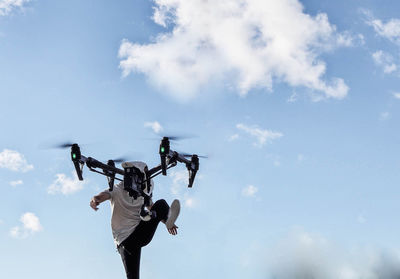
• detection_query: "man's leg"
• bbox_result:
[118,244,141,279]
[117,199,172,278]
[133,199,170,247]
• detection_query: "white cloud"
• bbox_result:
[228,134,239,142]
[0,149,34,172]
[169,169,188,195]
[0,0,30,16]
[9,180,23,187]
[48,172,86,195]
[372,50,398,74]
[366,15,400,45]
[169,170,197,208]
[9,212,42,239]
[236,123,282,147]
[242,185,258,197]
[183,194,196,208]
[119,0,350,101]
[287,92,298,103]
[392,92,400,99]
[144,121,163,134]
[267,230,400,279]
[365,12,400,76]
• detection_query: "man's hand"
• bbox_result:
[90,197,100,211]
[90,192,111,211]
[167,224,178,235]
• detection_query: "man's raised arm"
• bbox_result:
[90,191,111,211]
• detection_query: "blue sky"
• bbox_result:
[1,0,400,278]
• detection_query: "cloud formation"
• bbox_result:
[393,92,400,99]
[9,212,42,239]
[169,169,197,208]
[9,180,23,187]
[365,12,400,75]
[367,15,400,45]
[372,50,397,74]
[0,149,34,172]
[119,0,350,101]
[236,123,282,147]
[144,121,163,134]
[0,0,30,16]
[267,231,400,279]
[48,172,86,195]
[242,184,258,197]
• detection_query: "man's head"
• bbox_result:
[121,161,148,173]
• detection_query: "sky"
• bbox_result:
[1,0,400,278]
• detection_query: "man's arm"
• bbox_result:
[90,191,111,211]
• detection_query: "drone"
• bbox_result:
[61,137,202,220]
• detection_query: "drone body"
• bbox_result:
[68,137,200,199]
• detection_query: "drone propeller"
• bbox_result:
[165,135,191,141]
[55,142,77,149]
[111,157,129,163]
[180,152,208,159]
[143,133,197,142]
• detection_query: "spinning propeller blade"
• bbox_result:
[112,157,128,163]
[180,152,208,159]
[56,142,76,149]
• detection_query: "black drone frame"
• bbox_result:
[70,137,199,198]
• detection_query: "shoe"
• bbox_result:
[166,199,180,229]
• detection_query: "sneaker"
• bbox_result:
[166,199,180,229]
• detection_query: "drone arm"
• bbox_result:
[86,168,123,182]
[86,157,124,176]
[147,165,163,177]
[170,151,199,188]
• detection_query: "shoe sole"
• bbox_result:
[166,199,180,229]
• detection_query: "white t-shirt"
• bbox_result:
[106,171,153,246]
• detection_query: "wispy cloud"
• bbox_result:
[287,92,299,103]
[365,12,400,45]
[169,169,198,208]
[9,180,23,187]
[228,134,239,142]
[48,172,86,195]
[0,149,34,172]
[392,92,400,99]
[242,185,258,197]
[183,194,196,208]
[144,121,163,134]
[372,50,397,74]
[365,11,400,75]
[119,0,350,101]
[0,0,30,16]
[9,212,42,239]
[236,123,283,147]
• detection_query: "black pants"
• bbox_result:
[118,199,169,279]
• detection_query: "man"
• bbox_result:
[90,161,180,279]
